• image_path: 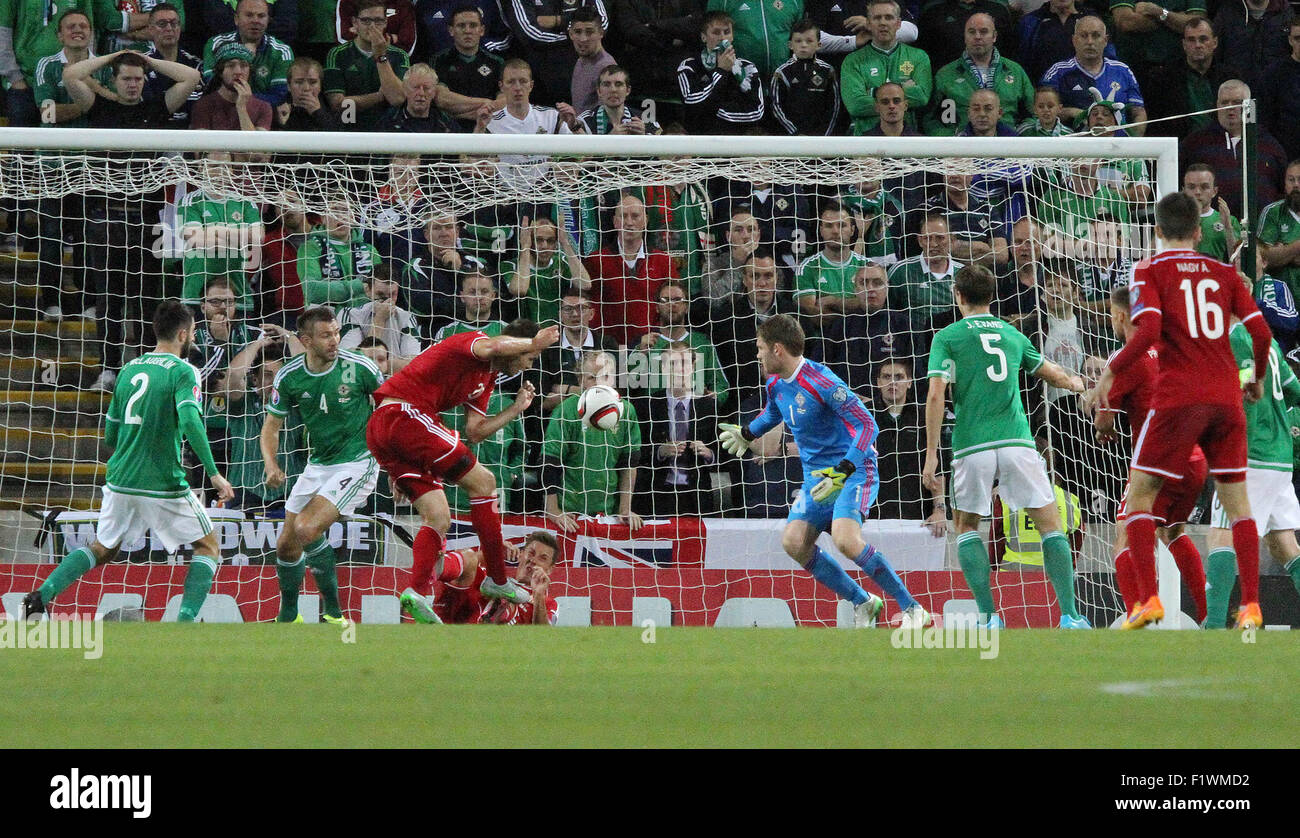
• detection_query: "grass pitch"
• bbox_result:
[4,624,1295,748]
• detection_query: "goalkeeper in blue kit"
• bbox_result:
[720,315,931,628]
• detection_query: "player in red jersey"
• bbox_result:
[1090,193,1271,630]
[366,319,560,610]
[1093,286,1208,623]
[423,530,560,625]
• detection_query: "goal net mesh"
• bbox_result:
[0,136,1171,627]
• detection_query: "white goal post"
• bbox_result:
[0,127,1186,627]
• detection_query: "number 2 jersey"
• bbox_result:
[746,358,878,475]
[104,352,205,498]
[926,313,1042,459]
[371,330,497,418]
[1114,249,1267,408]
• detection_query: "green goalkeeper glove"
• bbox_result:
[718,424,751,457]
[810,461,856,503]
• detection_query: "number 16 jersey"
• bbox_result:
[927,313,1044,460]
[1129,249,1263,408]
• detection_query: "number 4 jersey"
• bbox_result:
[927,313,1043,459]
[1124,249,1264,408]
[268,349,384,465]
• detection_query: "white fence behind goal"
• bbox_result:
[0,129,1178,627]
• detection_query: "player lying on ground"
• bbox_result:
[24,301,235,621]
[1202,305,1300,627]
[367,319,559,610]
[1093,285,1208,624]
[923,265,1091,629]
[402,530,560,625]
[1089,192,1271,630]
[261,307,384,624]
[719,314,929,628]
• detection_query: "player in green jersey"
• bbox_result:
[23,301,234,620]
[260,307,384,624]
[1183,163,1241,263]
[923,265,1090,629]
[1203,318,1300,626]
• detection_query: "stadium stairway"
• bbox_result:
[0,250,105,510]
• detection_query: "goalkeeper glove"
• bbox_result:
[718,424,752,457]
[810,460,856,503]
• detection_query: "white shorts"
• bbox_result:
[97,486,214,554]
[285,457,380,517]
[953,446,1056,517]
[1210,468,1300,533]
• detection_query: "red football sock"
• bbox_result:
[1167,534,1207,623]
[410,526,445,595]
[1125,514,1159,601]
[1114,548,1140,612]
[470,495,507,584]
[437,550,464,583]
[1231,517,1261,603]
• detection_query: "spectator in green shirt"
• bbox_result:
[840,0,932,134]
[504,215,591,328]
[543,349,644,532]
[201,0,294,108]
[434,269,507,342]
[224,338,305,511]
[324,0,409,130]
[297,200,382,308]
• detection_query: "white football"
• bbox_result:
[577,384,624,431]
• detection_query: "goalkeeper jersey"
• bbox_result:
[1229,322,1300,472]
[927,313,1043,459]
[104,352,204,498]
[747,358,878,475]
[267,349,383,465]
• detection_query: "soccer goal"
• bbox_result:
[0,127,1181,627]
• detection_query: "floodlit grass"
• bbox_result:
[3,624,1294,748]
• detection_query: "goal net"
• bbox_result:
[0,129,1179,627]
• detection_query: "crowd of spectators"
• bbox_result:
[8,0,1299,529]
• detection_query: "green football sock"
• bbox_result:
[38,546,96,606]
[304,536,341,619]
[178,555,218,622]
[1042,531,1079,619]
[1204,548,1237,629]
[1284,555,1300,597]
[957,532,996,617]
[276,556,306,622]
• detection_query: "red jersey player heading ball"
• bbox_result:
[1097,192,1270,630]
[367,319,560,607]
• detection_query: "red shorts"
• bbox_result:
[434,555,485,624]
[365,402,478,501]
[1132,403,1247,484]
[1118,450,1208,525]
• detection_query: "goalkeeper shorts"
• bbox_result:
[787,465,878,531]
